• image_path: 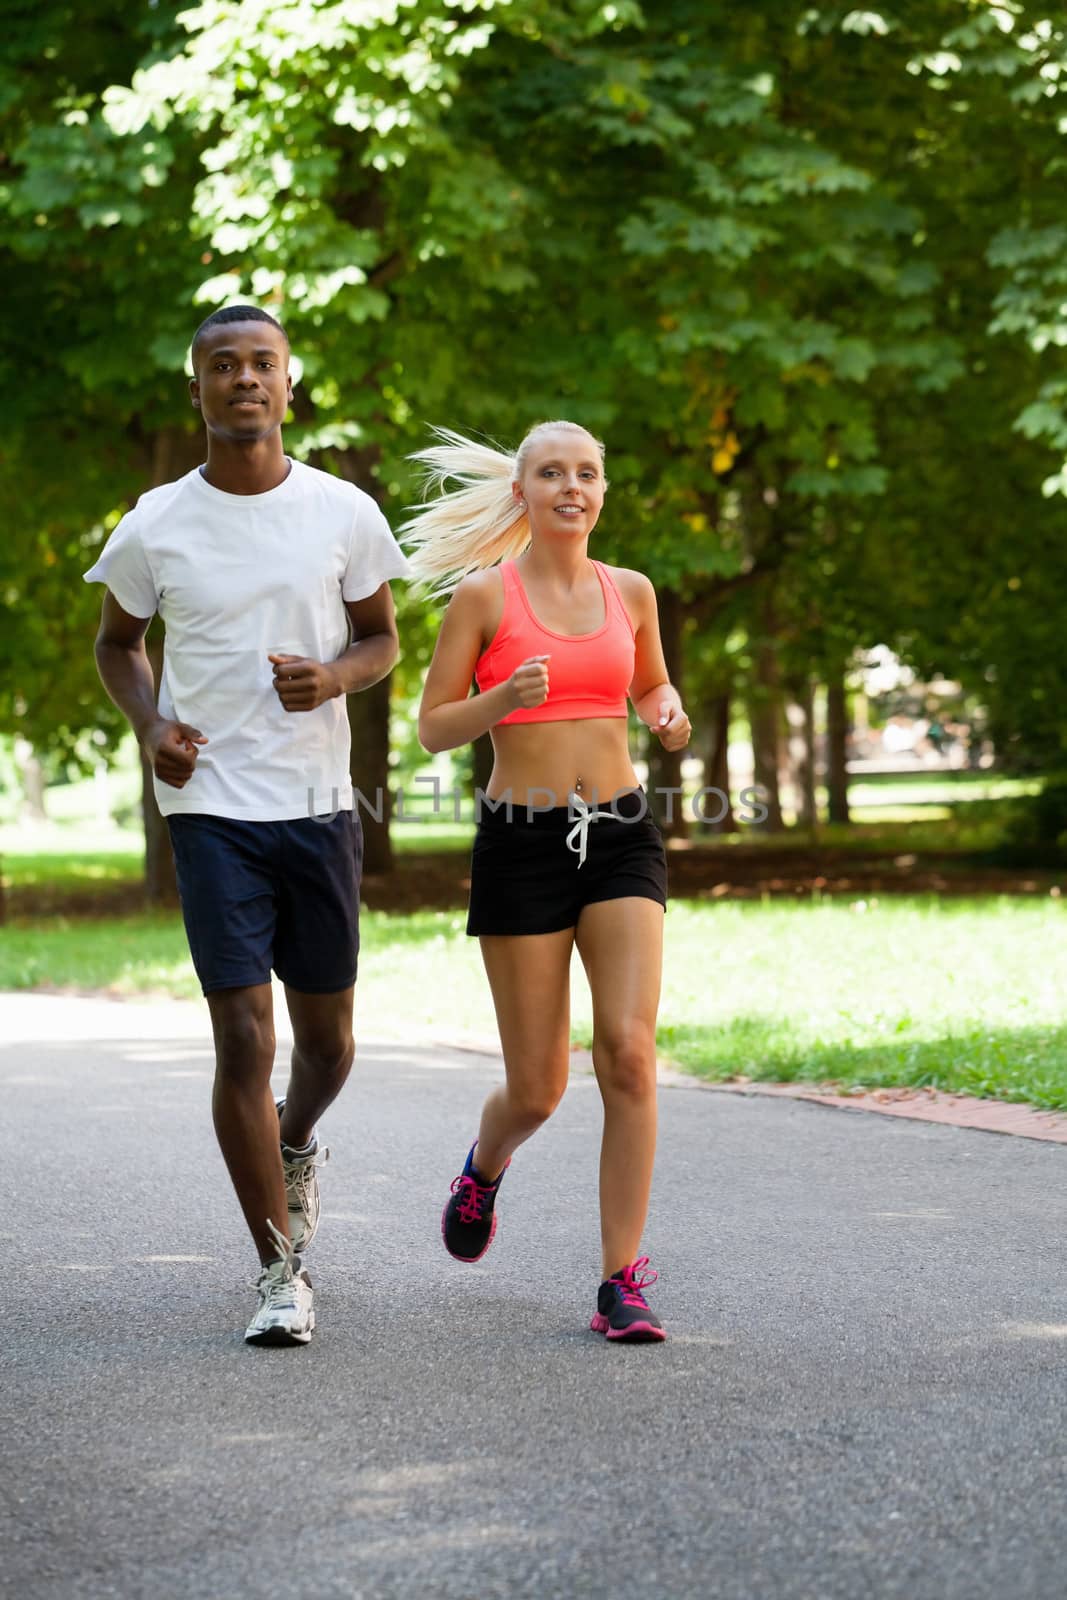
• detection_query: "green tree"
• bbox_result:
[6,0,1067,872]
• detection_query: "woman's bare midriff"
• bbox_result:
[485,718,640,808]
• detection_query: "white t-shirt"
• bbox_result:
[84,459,411,821]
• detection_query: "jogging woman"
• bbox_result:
[406,420,690,1341]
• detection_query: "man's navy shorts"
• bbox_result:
[168,811,362,996]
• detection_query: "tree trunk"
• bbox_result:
[348,673,394,874]
[700,691,735,833]
[785,676,817,830]
[139,428,204,903]
[748,631,784,833]
[826,670,851,825]
[13,737,47,821]
[329,441,397,871]
[644,586,688,838]
[141,754,179,904]
[141,632,180,904]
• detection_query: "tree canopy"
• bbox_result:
[3,0,1066,780]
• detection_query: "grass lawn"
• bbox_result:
[1,848,145,889]
[2,896,1065,1111]
[657,898,1067,1112]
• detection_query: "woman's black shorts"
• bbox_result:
[466,789,668,937]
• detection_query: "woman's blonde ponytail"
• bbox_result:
[400,428,529,595]
[401,420,605,594]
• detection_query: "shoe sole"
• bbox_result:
[245,1313,315,1347]
[440,1203,497,1263]
[589,1312,666,1343]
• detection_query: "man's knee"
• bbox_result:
[294,1022,354,1080]
[210,992,276,1082]
[288,989,356,1081]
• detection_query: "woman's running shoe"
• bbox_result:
[590,1256,666,1342]
[441,1143,508,1262]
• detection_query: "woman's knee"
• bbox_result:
[507,1070,568,1128]
[596,1028,657,1101]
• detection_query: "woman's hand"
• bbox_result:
[650,698,691,752]
[508,654,551,712]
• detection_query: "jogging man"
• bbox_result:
[86,305,410,1345]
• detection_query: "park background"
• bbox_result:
[3,0,1067,1111]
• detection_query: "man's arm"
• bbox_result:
[94,590,207,788]
[338,581,401,691]
[270,581,400,712]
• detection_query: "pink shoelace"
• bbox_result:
[450,1172,496,1225]
[614,1256,659,1307]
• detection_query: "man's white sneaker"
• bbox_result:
[245,1220,315,1346]
[276,1097,329,1252]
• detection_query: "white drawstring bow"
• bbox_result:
[565,793,610,868]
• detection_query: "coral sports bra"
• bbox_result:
[476,560,636,726]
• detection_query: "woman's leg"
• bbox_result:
[472,927,576,1179]
[574,897,664,1279]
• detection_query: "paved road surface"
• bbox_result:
[6,995,1066,1599]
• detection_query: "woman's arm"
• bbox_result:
[619,570,692,753]
[417,573,549,753]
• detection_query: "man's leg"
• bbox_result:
[167,815,313,1343]
[168,817,288,1263]
[279,984,355,1148]
[207,982,289,1265]
[272,810,361,1144]
[269,811,362,1250]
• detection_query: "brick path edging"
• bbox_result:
[699,1079,1067,1145]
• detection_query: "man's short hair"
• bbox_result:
[191,305,289,372]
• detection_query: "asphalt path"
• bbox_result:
[6,994,1066,1600]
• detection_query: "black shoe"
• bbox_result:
[590,1257,667,1342]
[441,1143,508,1262]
